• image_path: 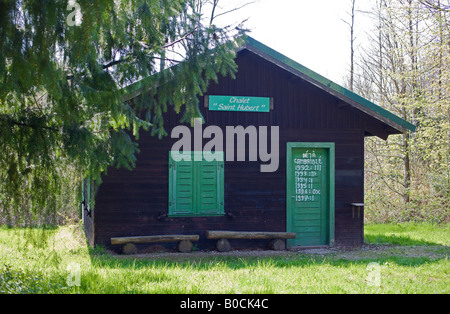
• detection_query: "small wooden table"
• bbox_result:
[350,203,365,219]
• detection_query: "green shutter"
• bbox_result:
[169,151,224,216]
[170,156,195,215]
[197,153,224,215]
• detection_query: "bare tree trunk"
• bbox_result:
[403,132,411,203]
[403,0,420,204]
[350,0,356,91]
[342,0,356,91]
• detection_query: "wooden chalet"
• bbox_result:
[82,37,415,253]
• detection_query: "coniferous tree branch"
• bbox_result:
[0,0,249,226]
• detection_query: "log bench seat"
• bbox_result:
[206,231,296,252]
[111,235,200,254]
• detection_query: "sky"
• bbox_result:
[213,0,376,85]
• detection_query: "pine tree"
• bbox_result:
[0,0,246,225]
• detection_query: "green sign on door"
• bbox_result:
[287,143,335,247]
[207,95,271,113]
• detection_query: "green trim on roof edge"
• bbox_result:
[244,36,416,133]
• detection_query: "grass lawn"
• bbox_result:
[0,222,448,294]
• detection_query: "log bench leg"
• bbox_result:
[268,239,286,251]
[177,240,193,253]
[122,243,138,255]
[216,238,232,252]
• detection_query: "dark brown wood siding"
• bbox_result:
[92,51,382,250]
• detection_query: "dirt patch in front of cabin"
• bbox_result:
[110,244,449,261]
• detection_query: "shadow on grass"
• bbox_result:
[364,234,446,246]
[88,244,449,273]
[87,223,450,272]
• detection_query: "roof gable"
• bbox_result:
[241,37,416,134]
[121,36,416,135]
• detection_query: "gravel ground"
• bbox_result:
[111,244,450,261]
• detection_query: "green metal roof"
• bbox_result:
[242,36,416,133]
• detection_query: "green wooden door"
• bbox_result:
[287,143,335,247]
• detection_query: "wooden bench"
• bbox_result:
[206,231,296,252]
[111,235,200,254]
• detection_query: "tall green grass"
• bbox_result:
[364,222,450,246]
[1,223,449,294]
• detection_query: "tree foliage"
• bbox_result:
[0,0,246,225]
[355,0,450,222]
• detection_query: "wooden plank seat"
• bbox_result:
[206,231,296,252]
[111,235,200,254]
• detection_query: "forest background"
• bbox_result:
[351,0,449,223]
